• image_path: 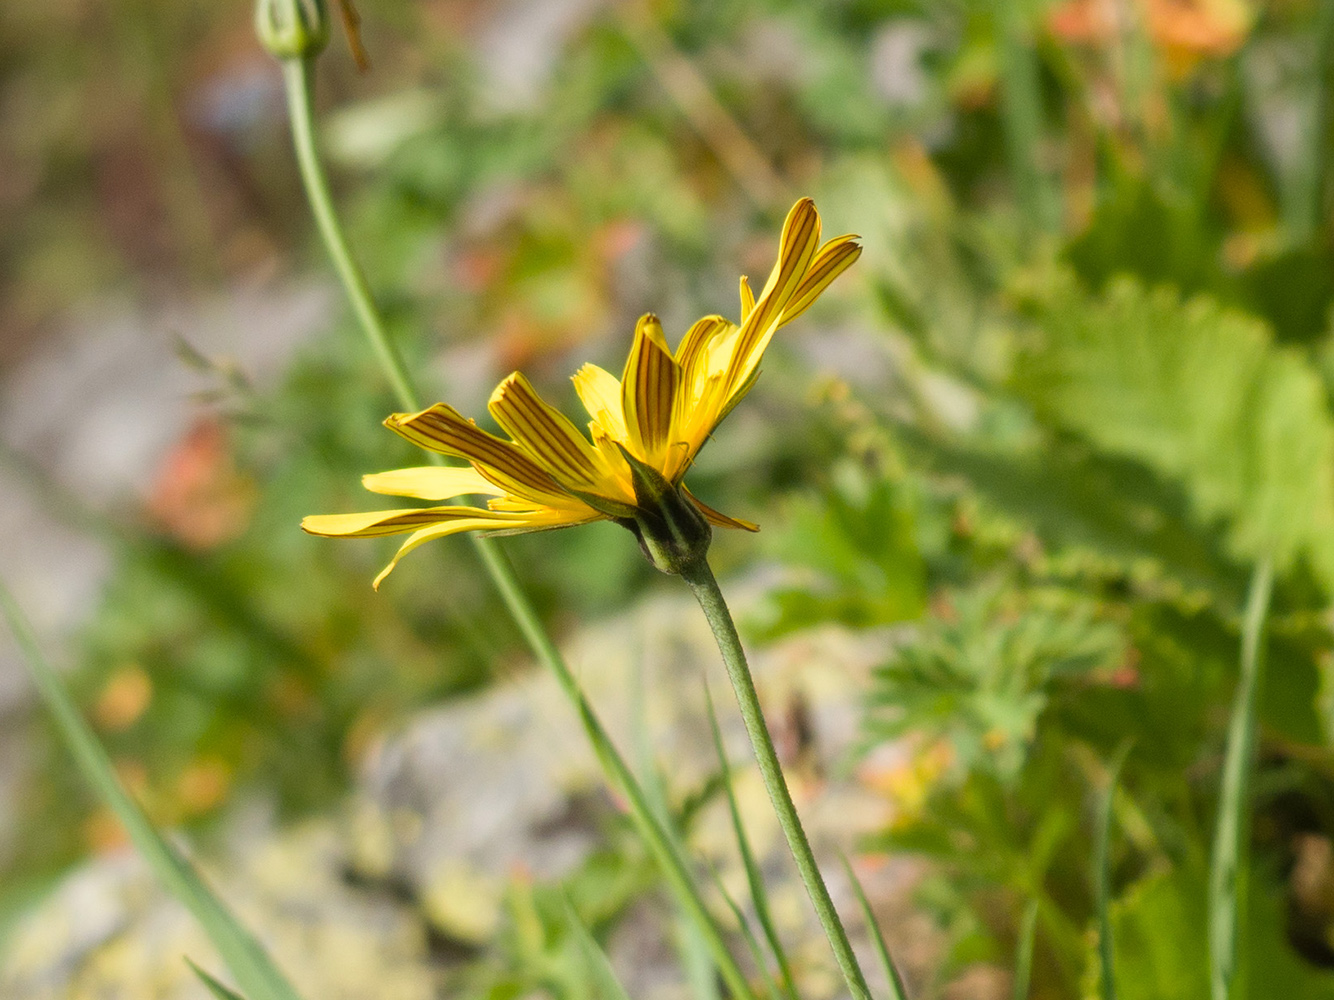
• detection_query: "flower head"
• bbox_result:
[303,198,860,586]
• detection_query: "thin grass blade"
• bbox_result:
[838,851,909,1000]
[190,960,250,1000]
[1013,898,1039,1000]
[0,585,305,1000]
[1095,744,1132,1000]
[632,653,721,1000]
[705,684,798,1000]
[1209,560,1273,1000]
[703,858,785,1000]
[564,894,635,1000]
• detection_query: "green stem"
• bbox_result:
[278,54,756,1000]
[683,560,874,1000]
[282,57,417,411]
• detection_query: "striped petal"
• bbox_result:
[384,404,579,509]
[739,276,756,320]
[372,507,597,589]
[621,313,681,463]
[302,504,517,539]
[361,465,503,501]
[778,235,862,325]
[722,197,821,395]
[572,363,630,441]
[488,372,626,499]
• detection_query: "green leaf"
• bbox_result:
[0,585,306,1000]
[1019,277,1334,592]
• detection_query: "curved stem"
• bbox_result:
[283,57,418,411]
[278,55,756,1000]
[683,559,874,1000]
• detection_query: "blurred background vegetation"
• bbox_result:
[4,0,1334,996]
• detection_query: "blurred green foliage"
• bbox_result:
[7,0,1334,995]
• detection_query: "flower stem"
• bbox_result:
[282,57,418,412]
[683,559,874,1000]
[278,54,757,1000]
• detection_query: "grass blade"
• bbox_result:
[1209,559,1273,1000]
[0,584,305,1000]
[1094,744,1132,1000]
[563,894,634,1000]
[839,851,908,1000]
[190,959,250,1000]
[992,0,1057,231]
[1012,898,1039,1000]
[705,684,798,1000]
[703,858,785,1000]
[632,654,721,1000]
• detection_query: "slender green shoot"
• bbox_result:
[1013,898,1039,1000]
[703,860,784,1000]
[992,0,1057,231]
[0,585,304,1000]
[190,960,251,1000]
[1094,744,1132,1000]
[839,851,909,1000]
[1209,559,1273,1000]
[683,559,874,1000]
[632,651,721,1000]
[563,895,635,1000]
[705,684,798,1000]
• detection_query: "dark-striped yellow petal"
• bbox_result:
[384,404,578,508]
[489,372,624,497]
[723,198,821,393]
[621,313,681,462]
[778,235,862,325]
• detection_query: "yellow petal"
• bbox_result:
[739,275,755,319]
[488,372,625,497]
[361,466,503,501]
[778,235,862,325]
[723,198,822,394]
[572,363,630,441]
[302,504,507,539]
[384,404,579,509]
[620,313,681,463]
[372,507,597,589]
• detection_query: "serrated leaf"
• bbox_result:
[1018,276,1334,590]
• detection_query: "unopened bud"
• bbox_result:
[256,0,329,60]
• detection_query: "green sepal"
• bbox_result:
[255,0,329,59]
[614,444,712,575]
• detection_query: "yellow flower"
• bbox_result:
[303,198,860,587]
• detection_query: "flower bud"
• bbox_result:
[615,446,712,575]
[255,0,329,60]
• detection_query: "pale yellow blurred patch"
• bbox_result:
[92,664,152,732]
